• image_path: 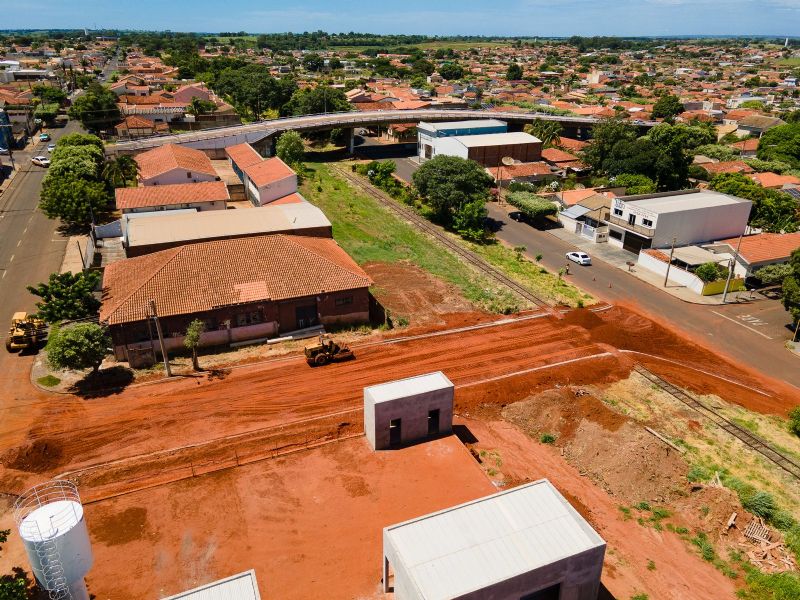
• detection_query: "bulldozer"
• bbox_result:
[304,334,354,366]
[5,312,47,353]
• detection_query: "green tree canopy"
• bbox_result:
[0,529,29,600]
[33,84,67,104]
[757,123,800,168]
[438,62,463,81]
[45,323,110,373]
[524,119,562,148]
[709,173,799,233]
[412,155,492,241]
[212,66,296,118]
[102,155,140,188]
[184,319,205,371]
[612,173,657,195]
[67,82,121,131]
[695,261,727,283]
[754,263,793,285]
[506,62,523,81]
[56,132,104,151]
[283,85,351,116]
[651,94,684,120]
[40,176,111,226]
[27,271,101,323]
[275,131,305,166]
[506,192,558,220]
[302,53,324,72]
[583,118,639,173]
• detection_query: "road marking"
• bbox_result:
[22,227,28,234]
[738,314,768,327]
[8,254,13,263]
[711,310,773,340]
[1,271,5,279]
[16,239,21,247]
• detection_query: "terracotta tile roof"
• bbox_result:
[715,232,800,265]
[730,138,759,152]
[270,192,306,205]
[490,162,554,180]
[135,144,216,181]
[558,137,589,152]
[100,235,373,325]
[243,156,296,188]
[701,161,754,175]
[747,172,800,189]
[225,143,263,169]
[114,115,157,130]
[643,248,671,263]
[115,181,229,210]
[542,148,580,164]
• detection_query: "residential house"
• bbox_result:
[115,180,229,214]
[114,115,169,139]
[736,115,785,138]
[705,232,800,278]
[101,234,373,362]
[225,143,298,206]
[135,143,219,186]
[489,162,559,187]
[747,172,800,189]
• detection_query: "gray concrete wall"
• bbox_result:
[364,385,453,451]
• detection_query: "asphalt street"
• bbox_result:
[0,120,82,393]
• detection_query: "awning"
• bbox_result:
[560,205,591,219]
[672,245,723,266]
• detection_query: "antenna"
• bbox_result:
[14,480,94,600]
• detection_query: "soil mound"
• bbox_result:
[2,438,65,473]
[560,308,605,330]
[503,388,687,503]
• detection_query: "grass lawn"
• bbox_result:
[36,374,61,387]
[777,58,800,66]
[300,162,523,313]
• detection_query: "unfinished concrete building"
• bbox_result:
[363,372,454,450]
[383,479,606,600]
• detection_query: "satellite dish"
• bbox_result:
[501,156,516,166]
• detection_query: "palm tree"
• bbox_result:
[524,119,563,149]
[102,155,140,188]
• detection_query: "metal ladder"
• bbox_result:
[34,536,71,600]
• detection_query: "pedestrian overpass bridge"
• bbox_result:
[106,108,657,155]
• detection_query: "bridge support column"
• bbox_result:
[347,128,355,155]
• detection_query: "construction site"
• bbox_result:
[1,296,799,599]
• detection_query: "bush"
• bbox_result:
[45,323,110,374]
[506,192,558,221]
[691,532,716,561]
[539,433,556,444]
[742,491,777,520]
[789,406,800,437]
[695,261,727,283]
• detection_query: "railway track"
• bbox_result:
[333,165,553,311]
[633,364,800,481]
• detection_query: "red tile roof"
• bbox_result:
[557,137,589,152]
[115,181,229,210]
[270,192,306,205]
[541,148,580,164]
[135,144,216,181]
[225,143,263,169]
[244,156,296,188]
[701,161,754,175]
[101,235,373,325]
[715,233,800,265]
[747,172,800,189]
[491,162,554,180]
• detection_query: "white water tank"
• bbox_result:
[14,480,93,600]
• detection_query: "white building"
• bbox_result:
[605,190,752,254]
[417,119,508,161]
[164,570,260,600]
[225,143,298,206]
[383,479,606,600]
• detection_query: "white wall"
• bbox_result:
[652,202,752,248]
[432,136,468,160]
[258,175,298,205]
[141,168,217,186]
[637,251,705,294]
[124,200,225,214]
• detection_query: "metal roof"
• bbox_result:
[452,131,542,147]
[125,201,331,248]
[623,191,750,214]
[385,479,605,600]
[672,245,724,266]
[419,119,507,132]
[162,570,260,600]
[560,205,591,219]
[366,372,453,404]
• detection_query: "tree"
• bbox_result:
[40,176,110,226]
[524,119,562,148]
[613,173,657,195]
[67,82,121,131]
[27,271,101,324]
[55,132,104,151]
[102,155,140,188]
[184,319,205,371]
[583,118,638,172]
[780,249,800,327]
[33,84,67,104]
[754,263,793,285]
[412,59,435,76]
[187,97,217,116]
[302,53,324,72]
[789,406,800,437]
[0,529,29,600]
[506,62,523,81]
[757,123,800,168]
[412,155,493,240]
[276,131,305,167]
[709,173,799,233]
[651,94,684,120]
[695,262,726,283]
[328,57,342,70]
[46,323,110,373]
[438,62,463,81]
[283,85,351,116]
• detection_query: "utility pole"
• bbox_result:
[148,299,172,377]
[663,237,677,287]
[721,231,745,304]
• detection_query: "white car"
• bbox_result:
[31,156,51,167]
[47,143,56,153]
[566,251,592,266]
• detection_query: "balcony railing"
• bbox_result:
[605,214,655,238]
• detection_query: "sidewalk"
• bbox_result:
[547,227,749,306]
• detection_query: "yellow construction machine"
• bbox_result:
[5,312,47,353]
[304,334,354,366]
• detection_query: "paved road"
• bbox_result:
[0,121,82,397]
[486,203,800,389]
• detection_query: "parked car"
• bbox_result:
[31,156,50,167]
[508,211,526,222]
[566,251,592,266]
[47,143,56,153]
[39,133,51,142]
[0,147,9,155]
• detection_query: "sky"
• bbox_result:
[4,0,799,37]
